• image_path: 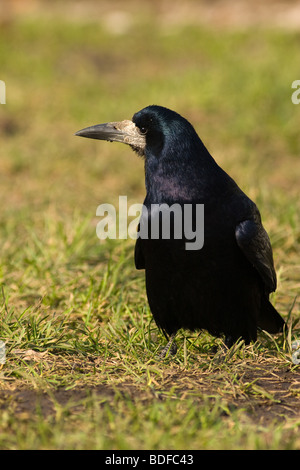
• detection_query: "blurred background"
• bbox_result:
[0,0,299,316]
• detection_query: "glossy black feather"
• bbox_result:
[131,105,285,346]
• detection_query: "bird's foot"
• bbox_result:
[159,334,177,358]
[224,335,234,349]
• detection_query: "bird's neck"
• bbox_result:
[144,144,220,204]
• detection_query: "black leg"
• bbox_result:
[159,333,177,358]
[225,335,234,349]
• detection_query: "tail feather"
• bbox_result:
[258,297,285,334]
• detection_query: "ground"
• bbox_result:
[1,360,300,425]
[0,0,299,450]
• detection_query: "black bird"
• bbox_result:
[76,105,285,352]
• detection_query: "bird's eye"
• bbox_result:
[140,127,147,134]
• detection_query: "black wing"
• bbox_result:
[235,219,277,293]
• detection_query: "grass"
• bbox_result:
[0,6,300,450]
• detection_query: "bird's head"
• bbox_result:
[75,105,200,159]
[76,105,217,201]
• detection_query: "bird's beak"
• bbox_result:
[75,120,146,153]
